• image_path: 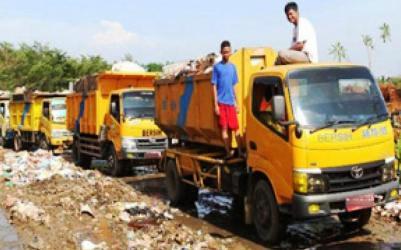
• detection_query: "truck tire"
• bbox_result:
[252,179,285,245]
[165,159,186,205]
[108,146,123,177]
[338,208,372,229]
[72,139,91,168]
[13,135,22,152]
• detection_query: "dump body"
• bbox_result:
[155,47,277,147]
[67,72,155,136]
[9,93,44,133]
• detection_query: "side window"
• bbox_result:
[0,103,4,117]
[252,77,286,136]
[110,95,120,122]
[42,102,50,119]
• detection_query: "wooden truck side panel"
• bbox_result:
[155,48,277,148]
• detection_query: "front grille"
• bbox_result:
[136,138,167,150]
[323,160,384,193]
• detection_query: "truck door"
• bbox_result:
[0,103,5,137]
[41,101,51,139]
[105,94,122,153]
[246,76,293,203]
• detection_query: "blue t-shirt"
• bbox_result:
[211,61,238,106]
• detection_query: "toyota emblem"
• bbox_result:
[350,166,364,179]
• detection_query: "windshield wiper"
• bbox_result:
[352,113,389,132]
[310,120,357,134]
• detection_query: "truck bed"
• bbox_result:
[155,47,277,147]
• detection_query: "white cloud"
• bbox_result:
[92,20,137,46]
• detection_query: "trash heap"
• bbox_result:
[0,148,241,249]
[373,198,401,221]
[0,149,83,186]
[161,53,221,80]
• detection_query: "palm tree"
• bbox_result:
[362,35,374,68]
[329,42,347,62]
[380,23,391,43]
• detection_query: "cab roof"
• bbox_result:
[110,87,154,95]
[262,62,363,76]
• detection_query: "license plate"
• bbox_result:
[144,151,161,159]
[345,194,375,212]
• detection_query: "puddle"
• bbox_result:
[0,209,22,250]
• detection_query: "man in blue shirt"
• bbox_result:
[212,40,242,158]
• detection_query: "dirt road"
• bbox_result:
[0,148,400,249]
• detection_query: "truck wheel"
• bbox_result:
[39,134,50,151]
[252,179,285,245]
[13,135,22,152]
[338,208,372,229]
[165,159,186,205]
[108,146,123,177]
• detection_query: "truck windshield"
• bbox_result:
[287,67,387,128]
[123,91,155,119]
[51,103,66,123]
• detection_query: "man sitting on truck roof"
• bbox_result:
[276,2,318,65]
[212,40,243,158]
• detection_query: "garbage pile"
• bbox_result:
[0,149,83,186]
[195,189,233,219]
[162,53,221,80]
[373,199,401,221]
[0,148,243,249]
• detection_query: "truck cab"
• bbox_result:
[247,64,398,241]
[159,58,399,244]
[40,97,73,153]
[105,88,166,164]
[0,98,11,146]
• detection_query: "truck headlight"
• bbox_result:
[294,171,328,194]
[52,130,72,138]
[122,137,137,150]
[382,158,396,182]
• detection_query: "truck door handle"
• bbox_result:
[249,141,257,150]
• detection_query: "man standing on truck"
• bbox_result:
[212,40,242,158]
[276,2,318,65]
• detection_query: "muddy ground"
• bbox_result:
[127,174,401,250]
[0,148,400,250]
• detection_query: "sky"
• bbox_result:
[0,0,400,77]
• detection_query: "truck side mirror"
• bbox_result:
[272,95,285,121]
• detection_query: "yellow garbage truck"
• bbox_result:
[0,94,12,146]
[155,47,399,244]
[9,90,72,153]
[66,71,167,176]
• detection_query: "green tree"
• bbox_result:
[329,42,347,62]
[380,23,391,43]
[145,63,164,72]
[0,42,110,91]
[362,35,374,69]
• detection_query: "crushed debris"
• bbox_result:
[0,148,246,249]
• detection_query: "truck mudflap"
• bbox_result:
[292,181,399,218]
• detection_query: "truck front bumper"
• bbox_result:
[51,137,73,154]
[122,149,165,160]
[292,181,399,219]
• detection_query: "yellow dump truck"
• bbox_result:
[9,91,72,153]
[66,71,167,176]
[0,94,12,146]
[156,47,399,244]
